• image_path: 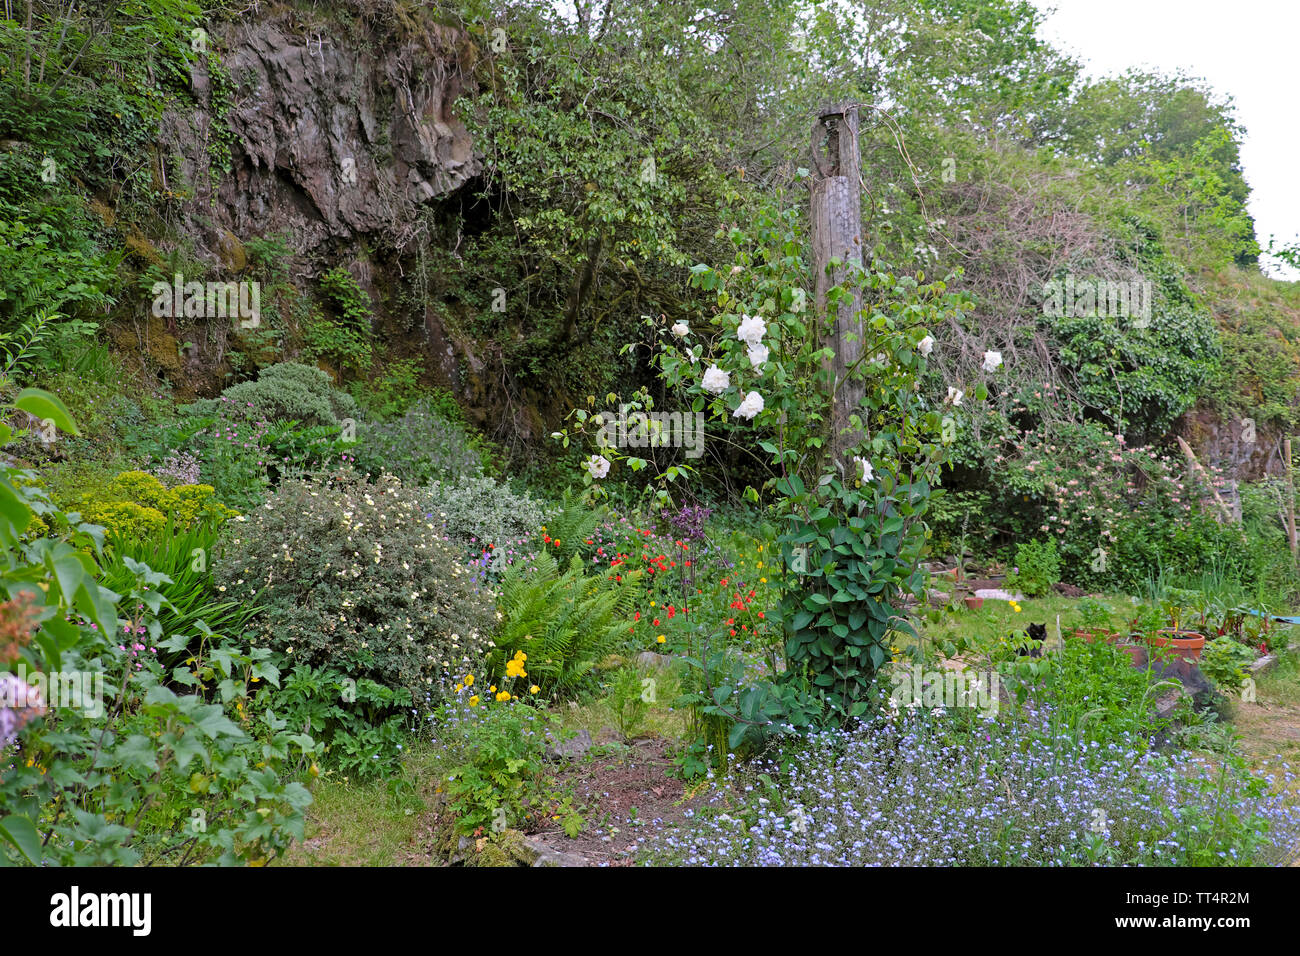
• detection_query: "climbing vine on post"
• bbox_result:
[670,185,978,734]
[555,170,980,746]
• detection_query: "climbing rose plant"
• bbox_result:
[560,191,979,743]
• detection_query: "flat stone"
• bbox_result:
[974,588,1024,601]
[545,728,593,761]
[523,836,589,867]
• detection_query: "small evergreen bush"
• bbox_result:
[427,475,545,571]
[1007,538,1061,597]
[352,398,483,484]
[187,362,358,427]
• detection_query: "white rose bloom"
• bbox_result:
[701,364,731,394]
[946,386,964,406]
[671,321,689,338]
[918,335,935,356]
[854,456,874,481]
[982,350,1003,372]
[733,390,765,420]
[736,314,766,346]
[585,455,611,479]
[746,342,769,368]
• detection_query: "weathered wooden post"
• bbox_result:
[1286,438,1298,562]
[810,102,865,465]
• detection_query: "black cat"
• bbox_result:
[1016,622,1047,658]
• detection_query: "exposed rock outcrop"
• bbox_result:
[161,13,479,262]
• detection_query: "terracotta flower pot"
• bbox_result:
[964,595,984,610]
[1142,629,1206,662]
[1117,643,1147,667]
[1072,629,1124,645]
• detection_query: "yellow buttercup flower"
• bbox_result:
[469,695,480,707]
[495,691,511,702]
[464,674,474,687]
[530,685,540,694]
[657,635,666,644]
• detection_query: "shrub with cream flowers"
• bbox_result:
[216,470,498,698]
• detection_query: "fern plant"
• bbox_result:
[0,310,56,387]
[541,488,607,565]
[491,550,641,697]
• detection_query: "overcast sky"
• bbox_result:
[1030,0,1299,280]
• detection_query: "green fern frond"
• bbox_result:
[0,310,58,386]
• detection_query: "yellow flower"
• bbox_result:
[495,690,511,702]
[530,685,540,694]
[760,577,767,584]
[489,685,497,693]
[469,695,480,707]
[657,635,666,644]
[756,561,763,569]
[464,674,474,687]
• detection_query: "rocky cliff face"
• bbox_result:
[163,14,479,260]
[117,9,484,399]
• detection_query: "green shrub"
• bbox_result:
[443,701,553,836]
[73,469,237,537]
[352,398,483,484]
[1200,637,1257,694]
[274,663,412,781]
[215,470,497,698]
[350,358,425,420]
[97,519,256,662]
[540,487,607,566]
[607,663,651,741]
[1007,538,1061,597]
[428,475,545,571]
[0,458,314,867]
[187,362,359,427]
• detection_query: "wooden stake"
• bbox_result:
[810,103,864,464]
[1175,436,1234,524]
[1286,438,1298,561]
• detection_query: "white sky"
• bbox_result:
[1030,0,1299,280]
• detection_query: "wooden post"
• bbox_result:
[810,103,865,464]
[1286,438,1298,562]
[1174,436,1234,524]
